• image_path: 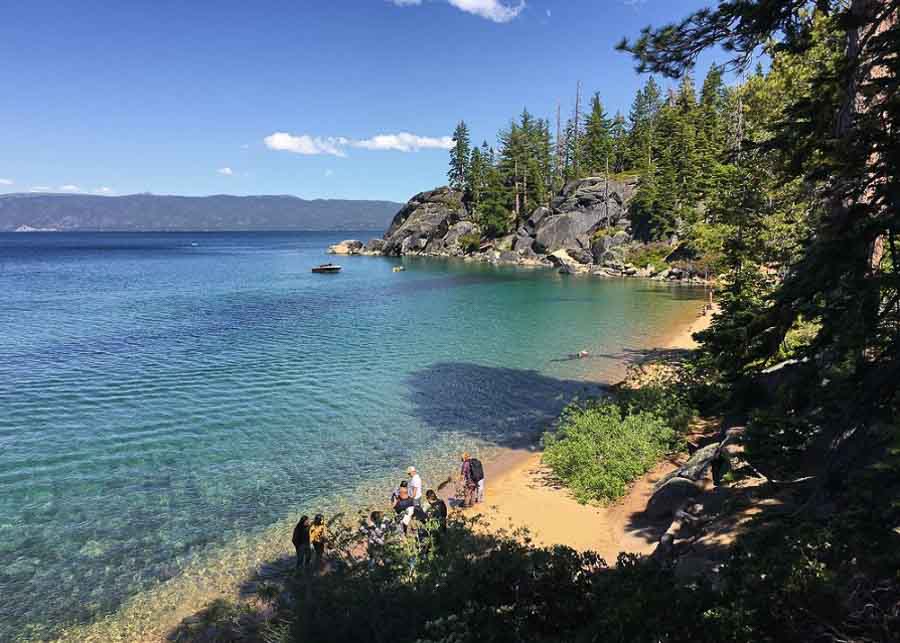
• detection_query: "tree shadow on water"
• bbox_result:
[405,362,608,449]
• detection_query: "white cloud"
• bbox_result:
[546,9,551,17]
[264,132,349,157]
[217,167,234,176]
[59,184,82,192]
[351,132,453,152]
[389,0,524,22]
[264,131,452,156]
[0,178,13,186]
[93,186,114,194]
[30,186,51,192]
[324,169,334,177]
[447,0,524,22]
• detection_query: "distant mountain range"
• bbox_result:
[0,193,403,232]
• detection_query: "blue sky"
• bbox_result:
[0,0,725,202]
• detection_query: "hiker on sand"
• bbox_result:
[309,514,327,571]
[468,455,485,503]
[407,466,424,506]
[292,515,311,570]
[459,452,478,508]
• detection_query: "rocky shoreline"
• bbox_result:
[328,177,714,285]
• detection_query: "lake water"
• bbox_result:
[0,232,704,640]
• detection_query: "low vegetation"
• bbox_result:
[457,232,481,254]
[623,241,672,272]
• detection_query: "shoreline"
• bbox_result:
[468,302,714,560]
[52,299,714,643]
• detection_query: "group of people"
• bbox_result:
[291,453,487,571]
[290,513,328,571]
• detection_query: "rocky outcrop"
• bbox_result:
[533,178,631,253]
[344,176,713,283]
[328,239,364,255]
[363,238,385,255]
[381,188,466,256]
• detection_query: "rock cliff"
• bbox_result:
[328,176,709,283]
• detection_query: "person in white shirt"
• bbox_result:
[406,466,424,506]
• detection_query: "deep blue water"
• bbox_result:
[0,232,704,640]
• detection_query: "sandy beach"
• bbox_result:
[470,303,715,561]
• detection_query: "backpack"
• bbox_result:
[469,458,484,482]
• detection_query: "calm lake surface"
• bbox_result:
[0,232,704,639]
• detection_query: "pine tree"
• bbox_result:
[467,144,488,208]
[448,121,471,191]
[582,93,613,176]
[627,76,662,170]
[610,112,629,174]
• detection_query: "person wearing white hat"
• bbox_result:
[407,466,423,506]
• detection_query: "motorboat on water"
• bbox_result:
[312,263,342,273]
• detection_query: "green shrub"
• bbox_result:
[624,241,672,271]
[458,232,481,254]
[542,401,674,503]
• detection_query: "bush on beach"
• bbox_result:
[542,366,696,504]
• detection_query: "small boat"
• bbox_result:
[312,263,342,274]
[392,266,406,273]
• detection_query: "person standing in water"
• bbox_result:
[292,515,311,570]
[309,514,327,572]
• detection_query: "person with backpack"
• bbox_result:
[469,456,485,503]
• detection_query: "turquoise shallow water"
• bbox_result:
[0,232,704,640]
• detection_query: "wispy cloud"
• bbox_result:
[59,184,82,192]
[0,178,13,186]
[30,186,51,192]
[217,167,234,176]
[351,132,453,152]
[264,131,452,156]
[325,169,334,177]
[93,186,114,194]
[389,0,524,23]
[264,132,349,157]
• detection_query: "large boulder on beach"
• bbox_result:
[548,249,589,274]
[382,188,467,256]
[328,239,363,255]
